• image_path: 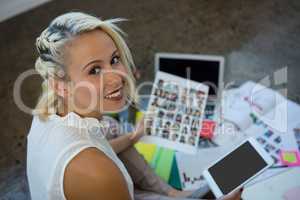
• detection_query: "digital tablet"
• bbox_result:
[203,138,274,198]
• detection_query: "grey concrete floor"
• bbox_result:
[0,0,299,199]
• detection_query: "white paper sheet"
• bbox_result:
[222,81,285,130]
[243,168,300,200]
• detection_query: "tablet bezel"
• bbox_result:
[203,137,274,198]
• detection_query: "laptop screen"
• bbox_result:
[158,57,220,95]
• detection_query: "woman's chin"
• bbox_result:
[103,97,127,113]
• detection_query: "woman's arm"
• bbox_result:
[109,133,135,154]
[63,147,131,200]
[109,117,145,154]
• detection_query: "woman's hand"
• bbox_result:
[129,116,145,144]
[219,188,243,200]
[110,116,145,153]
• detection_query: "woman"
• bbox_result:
[26,12,243,200]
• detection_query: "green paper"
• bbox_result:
[150,147,161,168]
[153,148,174,182]
[283,152,297,163]
[169,155,182,190]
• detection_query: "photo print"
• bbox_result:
[141,71,209,154]
[253,126,284,166]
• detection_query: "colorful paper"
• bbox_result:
[199,120,216,139]
[152,147,174,182]
[135,111,144,124]
[280,151,300,167]
[134,142,157,163]
[168,156,182,190]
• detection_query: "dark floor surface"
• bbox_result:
[0,0,299,199]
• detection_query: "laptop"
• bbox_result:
[155,53,225,118]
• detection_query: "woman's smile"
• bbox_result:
[104,84,124,101]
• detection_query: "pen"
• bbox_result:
[269,165,289,169]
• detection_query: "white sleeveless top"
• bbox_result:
[26,112,134,200]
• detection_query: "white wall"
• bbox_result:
[0,0,51,22]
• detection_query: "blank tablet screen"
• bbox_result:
[159,57,220,95]
[208,141,267,194]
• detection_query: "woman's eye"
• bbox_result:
[89,66,101,75]
[111,56,120,65]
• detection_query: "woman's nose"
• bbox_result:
[104,71,123,87]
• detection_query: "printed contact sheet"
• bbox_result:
[141,71,209,154]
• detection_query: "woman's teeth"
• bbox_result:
[105,89,122,99]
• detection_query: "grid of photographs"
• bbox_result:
[142,71,209,154]
[255,129,283,165]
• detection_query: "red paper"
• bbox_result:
[200,120,216,139]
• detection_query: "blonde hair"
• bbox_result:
[33,12,136,121]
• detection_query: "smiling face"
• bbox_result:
[62,29,129,117]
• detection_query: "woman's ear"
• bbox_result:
[48,77,69,98]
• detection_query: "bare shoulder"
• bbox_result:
[63,147,131,200]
